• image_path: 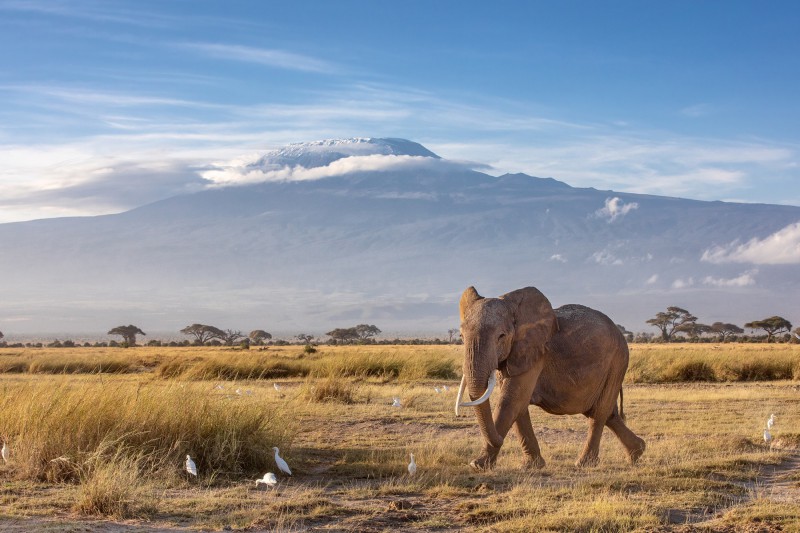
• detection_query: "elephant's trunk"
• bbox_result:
[459,342,503,448]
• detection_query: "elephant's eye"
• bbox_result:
[498,333,507,342]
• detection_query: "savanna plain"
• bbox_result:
[0,343,799,532]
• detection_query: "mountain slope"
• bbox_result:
[1,138,798,336]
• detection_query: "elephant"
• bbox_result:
[455,286,645,470]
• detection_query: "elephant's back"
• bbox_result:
[531,304,629,415]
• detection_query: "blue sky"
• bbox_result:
[1,0,799,222]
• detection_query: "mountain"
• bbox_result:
[1,138,798,337]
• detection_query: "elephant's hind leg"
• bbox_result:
[514,407,545,469]
[576,416,605,467]
[606,411,646,464]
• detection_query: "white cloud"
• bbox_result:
[591,250,623,266]
[595,197,638,223]
[645,274,659,285]
[702,270,758,287]
[200,153,459,187]
[180,43,339,74]
[701,222,800,265]
[549,254,567,263]
[672,277,694,289]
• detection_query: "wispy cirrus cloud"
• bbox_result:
[180,42,339,74]
[702,270,758,287]
[701,222,800,265]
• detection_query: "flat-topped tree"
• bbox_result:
[249,330,272,345]
[745,316,793,342]
[107,325,145,346]
[180,324,224,345]
[710,322,744,342]
[646,307,697,342]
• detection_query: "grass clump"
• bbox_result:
[301,375,357,404]
[73,447,157,519]
[0,379,294,483]
[665,360,717,382]
[28,354,132,374]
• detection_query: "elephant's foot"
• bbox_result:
[469,443,500,471]
[627,438,646,465]
[523,454,546,469]
[575,451,599,468]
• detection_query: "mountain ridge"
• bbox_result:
[1,138,798,335]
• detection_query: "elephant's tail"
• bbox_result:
[619,387,626,421]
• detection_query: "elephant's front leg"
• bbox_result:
[514,407,546,469]
[470,364,543,470]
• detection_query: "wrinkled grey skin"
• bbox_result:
[459,286,645,470]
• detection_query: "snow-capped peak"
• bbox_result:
[255,138,439,169]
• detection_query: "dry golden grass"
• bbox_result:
[0,343,798,531]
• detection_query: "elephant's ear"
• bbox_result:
[459,286,483,322]
[500,287,558,377]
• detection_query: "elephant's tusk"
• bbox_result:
[458,372,497,408]
[454,375,466,416]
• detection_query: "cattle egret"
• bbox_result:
[408,453,417,476]
[763,428,772,445]
[215,384,224,390]
[442,385,449,392]
[1,442,8,463]
[274,383,281,391]
[236,388,242,395]
[256,472,278,487]
[185,455,197,476]
[392,397,402,408]
[434,387,442,393]
[767,414,775,430]
[273,447,292,476]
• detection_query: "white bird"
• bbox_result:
[185,455,197,476]
[256,472,278,487]
[433,386,442,393]
[214,384,224,390]
[442,385,449,392]
[273,447,292,476]
[236,388,242,395]
[767,414,775,430]
[392,397,402,408]
[407,453,417,476]
[273,383,281,391]
[2,442,8,463]
[764,428,772,445]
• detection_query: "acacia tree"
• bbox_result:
[646,307,697,342]
[616,324,634,342]
[674,322,712,340]
[326,327,359,344]
[296,333,315,345]
[249,330,272,345]
[710,322,744,342]
[447,328,460,343]
[180,324,224,345]
[354,324,381,343]
[219,329,245,346]
[744,316,793,342]
[107,325,146,346]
